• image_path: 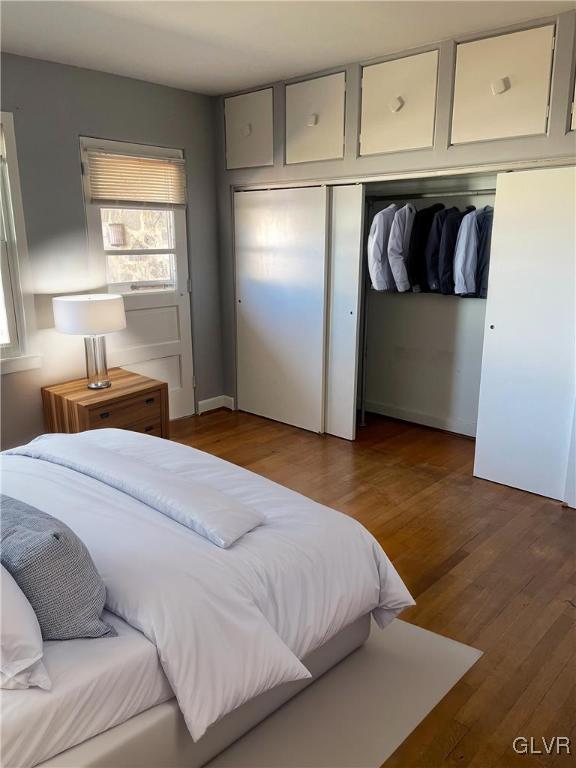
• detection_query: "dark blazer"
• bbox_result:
[476,207,494,298]
[438,207,475,295]
[407,204,444,292]
[425,208,456,292]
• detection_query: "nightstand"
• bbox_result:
[42,367,170,438]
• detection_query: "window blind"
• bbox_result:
[87,152,186,205]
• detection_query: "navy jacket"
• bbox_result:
[476,207,494,298]
[407,203,444,292]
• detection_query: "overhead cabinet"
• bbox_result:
[285,73,346,164]
[451,25,555,145]
[224,88,274,169]
[360,50,438,156]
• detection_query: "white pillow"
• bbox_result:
[1,565,51,690]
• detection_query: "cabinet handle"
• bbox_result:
[100,411,110,419]
[145,397,155,405]
[144,425,154,433]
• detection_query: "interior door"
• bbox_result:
[474,167,575,500]
[81,137,195,421]
[235,187,328,432]
[94,205,195,420]
[325,185,364,440]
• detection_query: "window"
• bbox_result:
[81,139,187,294]
[0,112,32,364]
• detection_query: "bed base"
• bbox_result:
[40,614,371,768]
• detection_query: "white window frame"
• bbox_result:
[0,112,38,373]
[80,137,188,296]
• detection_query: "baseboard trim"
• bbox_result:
[198,395,236,415]
[365,400,476,438]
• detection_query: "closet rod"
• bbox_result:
[367,188,496,201]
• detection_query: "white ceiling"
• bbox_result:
[2,1,575,95]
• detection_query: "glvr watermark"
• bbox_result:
[513,737,571,755]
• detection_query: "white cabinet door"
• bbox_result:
[325,185,364,440]
[235,187,328,433]
[285,73,345,164]
[225,89,274,169]
[360,51,438,155]
[451,26,554,144]
[474,167,575,501]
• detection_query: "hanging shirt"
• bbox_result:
[438,207,475,295]
[453,209,480,296]
[388,203,416,292]
[407,203,445,293]
[425,207,456,292]
[476,207,494,298]
[367,204,398,291]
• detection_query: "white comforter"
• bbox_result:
[1,429,414,741]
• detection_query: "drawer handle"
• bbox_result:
[144,425,154,433]
[100,412,110,420]
[145,398,155,405]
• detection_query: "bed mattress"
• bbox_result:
[1,612,173,768]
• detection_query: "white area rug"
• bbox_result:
[209,620,481,768]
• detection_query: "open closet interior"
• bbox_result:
[360,173,497,438]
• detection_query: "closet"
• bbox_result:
[361,173,497,438]
[234,165,575,502]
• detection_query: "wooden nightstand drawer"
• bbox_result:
[131,419,163,437]
[88,390,162,429]
[42,368,170,439]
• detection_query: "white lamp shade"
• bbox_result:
[52,294,126,335]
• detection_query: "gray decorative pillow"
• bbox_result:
[0,495,116,641]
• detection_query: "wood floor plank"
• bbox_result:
[170,411,575,767]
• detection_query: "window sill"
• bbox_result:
[0,354,42,375]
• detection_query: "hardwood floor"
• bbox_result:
[171,410,575,768]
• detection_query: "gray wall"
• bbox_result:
[1,54,223,447]
[217,10,576,398]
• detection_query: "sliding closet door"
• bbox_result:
[325,185,364,440]
[474,167,575,501]
[235,187,328,432]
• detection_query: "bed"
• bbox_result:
[1,429,414,768]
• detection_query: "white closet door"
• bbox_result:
[235,187,328,432]
[474,167,576,500]
[325,185,364,440]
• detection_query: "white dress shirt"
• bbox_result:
[388,204,416,292]
[367,204,397,291]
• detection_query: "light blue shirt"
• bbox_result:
[367,205,397,291]
[388,204,416,292]
[454,208,482,295]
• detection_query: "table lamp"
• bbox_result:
[52,294,126,389]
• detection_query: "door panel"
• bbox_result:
[106,209,195,420]
[474,167,575,500]
[325,185,364,440]
[235,187,327,432]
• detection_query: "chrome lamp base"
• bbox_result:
[84,335,111,389]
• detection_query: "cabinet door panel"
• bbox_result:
[286,73,345,164]
[225,89,273,169]
[474,167,575,501]
[451,26,554,144]
[360,51,438,156]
